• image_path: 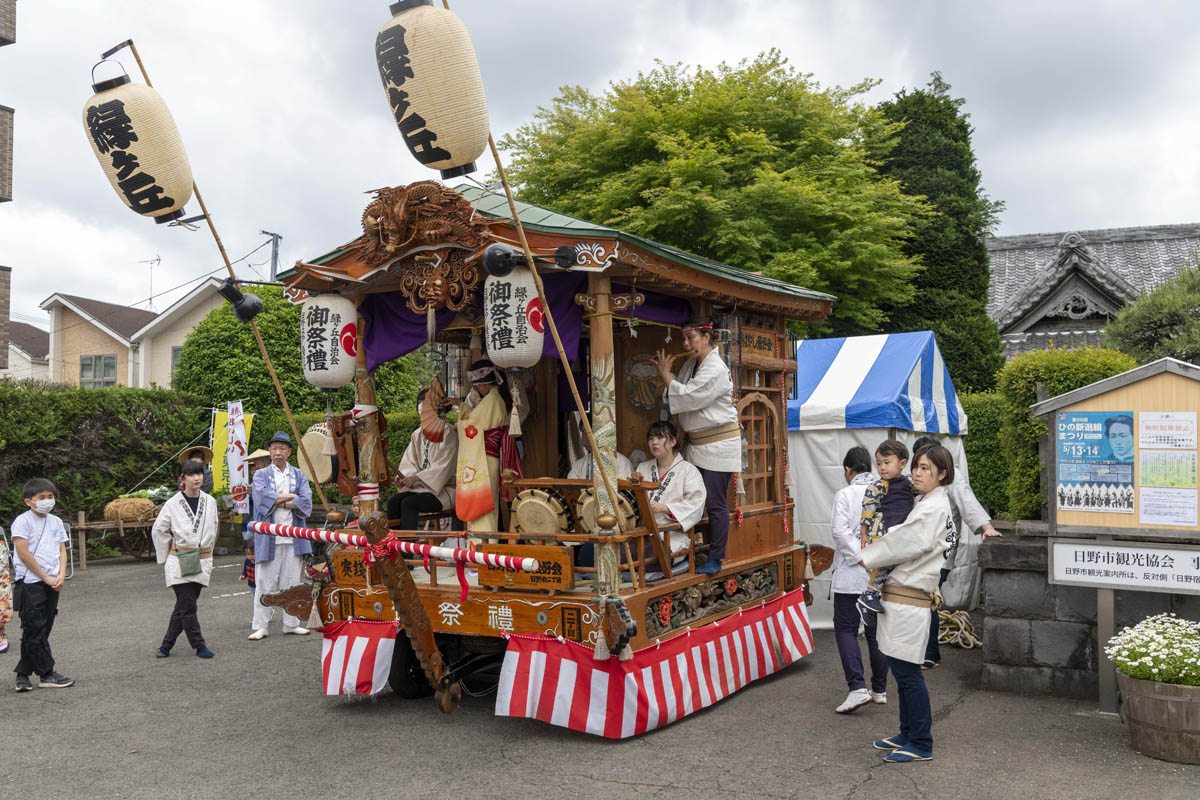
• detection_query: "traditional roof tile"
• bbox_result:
[987,223,1200,321]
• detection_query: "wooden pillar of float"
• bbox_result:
[587,274,621,597]
[353,313,460,713]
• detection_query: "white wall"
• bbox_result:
[0,345,48,380]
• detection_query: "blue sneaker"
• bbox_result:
[196,646,215,659]
[696,559,722,576]
[154,647,170,658]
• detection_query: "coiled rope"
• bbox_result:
[937,610,980,649]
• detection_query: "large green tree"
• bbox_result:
[499,51,928,334]
[875,73,1005,390]
[1103,261,1200,365]
[174,286,429,415]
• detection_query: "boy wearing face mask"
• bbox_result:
[11,478,74,693]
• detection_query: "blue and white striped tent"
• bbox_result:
[787,331,967,434]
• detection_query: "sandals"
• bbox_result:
[884,749,933,763]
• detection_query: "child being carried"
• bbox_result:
[856,440,915,618]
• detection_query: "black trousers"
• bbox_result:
[162,582,205,650]
[698,468,733,561]
[14,581,60,678]
[386,492,444,532]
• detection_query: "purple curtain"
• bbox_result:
[360,271,589,372]
[614,284,692,326]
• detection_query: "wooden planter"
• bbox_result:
[1117,671,1200,764]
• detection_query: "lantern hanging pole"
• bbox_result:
[103,38,331,515]
[483,136,625,532]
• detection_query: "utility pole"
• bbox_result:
[139,254,161,311]
[260,230,282,280]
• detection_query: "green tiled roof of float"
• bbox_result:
[290,185,834,303]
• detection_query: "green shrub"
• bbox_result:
[961,391,1006,516]
[996,347,1137,520]
[0,382,209,524]
[1103,262,1200,365]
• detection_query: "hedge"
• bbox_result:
[996,347,1137,520]
[960,391,1006,517]
[0,382,210,525]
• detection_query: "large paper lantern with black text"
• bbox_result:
[300,294,358,389]
[484,267,544,369]
[375,0,490,179]
[82,74,193,224]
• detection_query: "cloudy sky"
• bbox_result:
[2,0,1198,327]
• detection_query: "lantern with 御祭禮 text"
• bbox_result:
[82,70,193,224]
[300,294,358,389]
[375,0,490,179]
[484,267,544,369]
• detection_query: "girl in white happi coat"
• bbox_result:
[858,446,959,763]
[653,318,739,575]
[634,420,707,564]
[151,460,218,658]
[388,388,459,531]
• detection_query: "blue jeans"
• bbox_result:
[924,568,951,664]
[887,656,933,756]
[833,593,887,693]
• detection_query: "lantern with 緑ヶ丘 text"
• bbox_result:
[375,0,490,179]
[301,294,358,389]
[484,267,544,369]
[82,72,193,224]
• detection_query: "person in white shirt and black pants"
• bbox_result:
[831,447,888,713]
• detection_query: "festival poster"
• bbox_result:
[1139,411,1197,450]
[211,407,254,502]
[1056,411,1134,513]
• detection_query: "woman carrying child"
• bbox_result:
[858,445,959,763]
[151,459,218,659]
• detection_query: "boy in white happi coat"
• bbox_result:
[249,431,314,640]
[653,317,740,575]
[387,388,458,531]
[151,459,219,658]
[633,420,707,568]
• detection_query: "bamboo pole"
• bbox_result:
[110,40,330,516]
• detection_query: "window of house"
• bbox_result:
[80,354,117,388]
[171,346,184,376]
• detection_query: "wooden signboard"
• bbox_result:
[479,543,574,590]
[738,325,779,359]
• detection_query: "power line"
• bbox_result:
[44,240,275,339]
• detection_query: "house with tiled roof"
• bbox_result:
[39,278,224,387]
[986,223,1200,358]
[1,319,49,381]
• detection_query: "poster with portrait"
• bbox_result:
[1056,411,1135,513]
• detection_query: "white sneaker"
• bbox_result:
[248,629,268,641]
[870,690,888,705]
[835,688,872,714]
[284,627,310,636]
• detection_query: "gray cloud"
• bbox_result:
[1,0,1196,325]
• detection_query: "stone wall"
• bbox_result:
[980,524,1200,699]
[0,265,10,369]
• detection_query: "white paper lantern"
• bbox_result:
[301,295,358,389]
[484,267,544,369]
[375,0,490,179]
[82,74,193,224]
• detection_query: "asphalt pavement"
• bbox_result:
[1,555,1196,800]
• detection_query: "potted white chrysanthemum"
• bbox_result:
[1104,613,1200,764]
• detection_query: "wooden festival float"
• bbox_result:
[254,179,837,735]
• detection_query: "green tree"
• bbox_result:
[173,286,429,415]
[1103,261,1200,365]
[875,73,1005,391]
[499,50,928,334]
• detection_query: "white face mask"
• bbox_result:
[417,403,424,418]
[35,498,55,514]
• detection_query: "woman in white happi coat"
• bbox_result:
[633,420,707,567]
[151,459,219,658]
[387,388,458,531]
[858,446,959,763]
[653,317,739,574]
